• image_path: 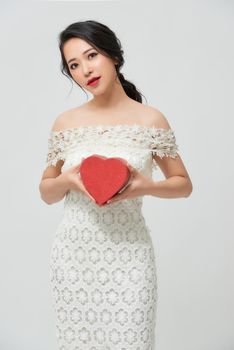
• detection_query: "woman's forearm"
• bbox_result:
[39,174,70,205]
[147,176,193,199]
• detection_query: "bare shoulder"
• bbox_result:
[52,106,82,131]
[144,105,172,129]
[52,109,71,131]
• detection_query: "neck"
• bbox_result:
[89,76,131,110]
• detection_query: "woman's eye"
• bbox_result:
[70,63,78,70]
[69,52,97,70]
[89,52,97,59]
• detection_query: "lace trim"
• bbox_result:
[150,127,179,159]
[45,124,179,167]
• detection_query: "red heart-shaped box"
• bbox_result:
[79,154,131,206]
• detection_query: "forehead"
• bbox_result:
[63,38,95,59]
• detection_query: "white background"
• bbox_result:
[0,1,233,349]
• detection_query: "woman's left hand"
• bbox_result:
[105,163,154,204]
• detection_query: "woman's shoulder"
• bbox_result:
[50,105,85,132]
[142,105,172,130]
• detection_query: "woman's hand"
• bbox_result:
[61,158,96,203]
[105,163,154,205]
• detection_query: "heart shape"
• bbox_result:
[79,154,131,206]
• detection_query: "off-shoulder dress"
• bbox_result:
[45,124,179,350]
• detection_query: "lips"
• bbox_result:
[87,76,101,85]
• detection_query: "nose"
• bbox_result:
[82,63,93,77]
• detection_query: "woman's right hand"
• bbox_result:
[61,158,96,203]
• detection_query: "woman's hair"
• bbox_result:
[58,20,146,103]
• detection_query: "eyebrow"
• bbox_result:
[67,48,94,64]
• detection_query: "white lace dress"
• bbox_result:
[45,124,179,350]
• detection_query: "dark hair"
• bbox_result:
[58,20,147,104]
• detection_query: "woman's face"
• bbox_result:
[63,37,118,95]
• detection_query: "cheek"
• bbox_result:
[70,70,83,84]
[98,60,116,80]
[97,56,111,70]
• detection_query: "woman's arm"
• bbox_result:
[39,112,73,205]
[39,174,70,205]
[39,161,70,205]
[148,107,193,198]
[147,160,193,199]
[39,159,95,205]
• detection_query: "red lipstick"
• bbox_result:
[87,76,101,86]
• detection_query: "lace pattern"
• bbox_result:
[149,127,179,159]
[45,124,179,168]
[50,196,158,349]
[46,131,69,167]
[46,123,179,349]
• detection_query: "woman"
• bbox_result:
[39,20,193,350]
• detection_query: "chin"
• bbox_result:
[91,87,108,96]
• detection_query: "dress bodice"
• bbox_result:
[46,123,179,174]
[45,123,179,212]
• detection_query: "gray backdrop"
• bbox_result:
[0,0,233,349]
